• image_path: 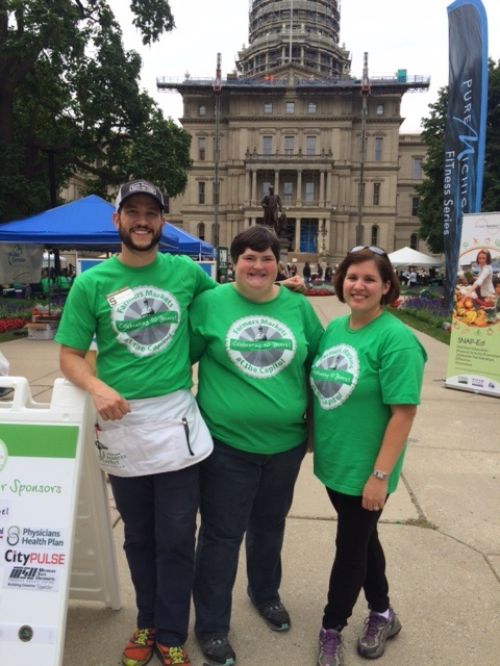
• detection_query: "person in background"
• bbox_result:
[55,179,215,666]
[310,246,427,666]
[317,263,324,280]
[303,261,312,283]
[190,226,324,666]
[466,249,495,301]
[276,262,288,281]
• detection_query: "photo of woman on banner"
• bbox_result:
[454,248,499,327]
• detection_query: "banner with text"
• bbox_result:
[446,212,500,397]
[443,0,488,309]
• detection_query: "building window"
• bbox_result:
[412,158,423,179]
[262,181,272,197]
[198,104,207,116]
[197,222,205,240]
[373,182,381,206]
[284,135,295,155]
[198,136,206,161]
[304,181,315,203]
[306,135,316,156]
[376,104,384,116]
[262,135,273,155]
[264,102,273,113]
[198,181,205,204]
[308,102,317,113]
[300,220,318,253]
[283,181,293,202]
[374,137,383,161]
[371,225,379,247]
[358,182,365,205]
[411,196,420,216]
[410,233,418,249]
[286,101,295,113]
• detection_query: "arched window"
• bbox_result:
[410,233,418,249]
[371,225,379,247]
[197,223,205,241]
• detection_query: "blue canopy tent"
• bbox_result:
[164,222,215,257]
[0,195,179,252]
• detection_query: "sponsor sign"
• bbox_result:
[0,423,79,662]
[446,212,500,397]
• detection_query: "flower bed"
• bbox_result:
[305,286,336,297]
[0,318,27,334]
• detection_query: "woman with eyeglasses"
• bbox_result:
[309,246,427,666]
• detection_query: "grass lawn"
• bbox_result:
[388,308,451,345]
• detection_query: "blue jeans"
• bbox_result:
[109,465,199,645]
[194,439,306,637]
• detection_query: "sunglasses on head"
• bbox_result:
[349,245,387,256]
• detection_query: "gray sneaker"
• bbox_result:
[357,609,402,659]
[318,628,344,666]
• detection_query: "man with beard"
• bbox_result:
[55,179,215,666]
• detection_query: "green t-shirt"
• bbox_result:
[310,311,427,495]
[55,253,215,399]
[189,283,324,454]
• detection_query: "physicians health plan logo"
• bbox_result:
[0,439,7,472]
[310,344,359,410]
[111,286,180,357]
[226,316,296,379]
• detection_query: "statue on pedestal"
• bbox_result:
[261,187,287,237]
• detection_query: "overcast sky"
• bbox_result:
[109,0,500,133]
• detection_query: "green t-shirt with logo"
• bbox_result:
[310,311,427,495]
[189,283,324,454]
[55,254,215,399]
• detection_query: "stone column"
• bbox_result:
[319,170,325,205]
[295,218,301,252]
[297,170,302,206]
[326,170,332,207]
[245,171,251,205]
[274,170,280,194]
[251,169,257,206]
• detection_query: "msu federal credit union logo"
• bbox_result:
[310,344,359,409]
[226,316,296,378]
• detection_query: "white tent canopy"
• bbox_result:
[388,247,443,267]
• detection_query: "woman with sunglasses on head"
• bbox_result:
[309,246,427,666]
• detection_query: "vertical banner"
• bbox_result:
[443,0,488,310]
[446,212,500,397]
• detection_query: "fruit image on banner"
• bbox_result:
[446,212,500,397]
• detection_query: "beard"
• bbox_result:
[118,224,163,253]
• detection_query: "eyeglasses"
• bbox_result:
[349,245,387,256]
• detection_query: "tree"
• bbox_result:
[417,60,500,253]
[416,88,448,253]
[0,0,190,223]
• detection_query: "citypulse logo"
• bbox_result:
[0,438,7,471]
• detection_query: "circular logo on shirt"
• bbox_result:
[111,287,180,357]
[226,315,296,379]
[310,344,359,409]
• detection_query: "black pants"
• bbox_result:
[323,489,390,630]
[109,466,199,645]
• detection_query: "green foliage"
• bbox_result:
[0,0,190,222]
[416,88,448,254]
[417,60,500,253]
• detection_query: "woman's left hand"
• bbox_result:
[362,476,388,512]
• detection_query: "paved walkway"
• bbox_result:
[1,296,499,665]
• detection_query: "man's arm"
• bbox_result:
[60,346,130,421]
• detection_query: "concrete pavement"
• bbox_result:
[1,295,499,665]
